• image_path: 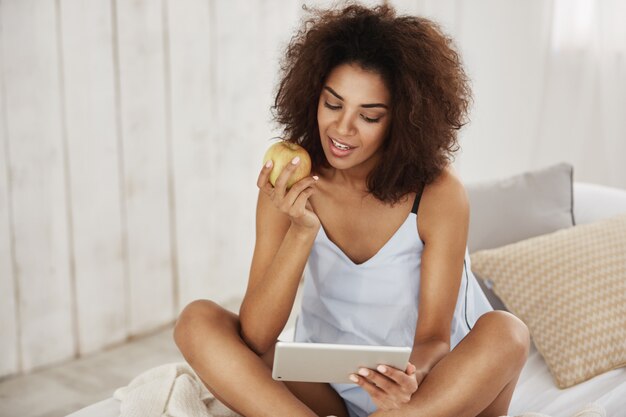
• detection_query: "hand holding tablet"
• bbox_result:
[271,341,412,384]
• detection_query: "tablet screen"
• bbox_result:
[272,341,412,384]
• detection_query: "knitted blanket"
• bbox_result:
[113,362,241,417]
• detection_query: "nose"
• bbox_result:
[336,111,357,137]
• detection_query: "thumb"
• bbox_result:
[406,362,416,375]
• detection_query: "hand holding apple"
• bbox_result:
[262,141,312,189]
[257,140,320,231]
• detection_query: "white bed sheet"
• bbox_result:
[66,342,626,417]
[508,343,626,417]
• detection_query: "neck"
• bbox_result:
[322,154,381,195]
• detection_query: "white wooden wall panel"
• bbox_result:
[413,0,459,35]
[115,0,175,334]
[1,0,75,371]
[166,0,215,311]
[260,0,302,137]
[60,0,127,354]
[5,0,606,381]
[206,0,301,305]
[0,33,20,377]
[303,0,383,11]
[391,0,419,15]
[212,0,265,302]
[455,0,546,180]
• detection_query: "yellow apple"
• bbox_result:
[263,141,312,189]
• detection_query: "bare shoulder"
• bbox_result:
[417,166,470,242]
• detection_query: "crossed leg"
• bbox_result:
[174,300,528,417]
[173,299,349,417]
[369,311,530,417]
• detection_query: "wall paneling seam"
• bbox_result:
[54,0,80,360]
[162,0,180,318]
[0,0,23,374]
[110,0,132,340]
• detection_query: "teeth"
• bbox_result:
[331,138,351,150]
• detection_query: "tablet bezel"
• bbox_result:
[271,341,412,384]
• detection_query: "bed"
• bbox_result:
[67,164,626,417]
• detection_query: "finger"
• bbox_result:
[376,365,405,384]
[349,373,386,400]
[356,368,395,394]
[257,160,274,195]
[273,156,302,199]
[305,198,314,212]
[377,365,418,394]
[406,363,416,375]
[282,176,318,211]
[288,186,316,218]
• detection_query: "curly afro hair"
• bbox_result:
[272,2,472,204]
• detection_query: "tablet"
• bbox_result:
[272,341,412,384]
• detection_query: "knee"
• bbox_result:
[475,310,530,364]
[173,299,229,351]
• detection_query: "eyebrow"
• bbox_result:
[324,86,389,109]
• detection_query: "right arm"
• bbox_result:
[239,159,320,355]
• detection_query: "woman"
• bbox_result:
[174,4,530,417]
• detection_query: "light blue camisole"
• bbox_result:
[293,191,493,417]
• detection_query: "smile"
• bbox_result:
[330,136,355,150]
[328,136,356,158]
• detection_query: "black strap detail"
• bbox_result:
[410,185,424,215]
[463,259,473,331]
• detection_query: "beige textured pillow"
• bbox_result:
[470,213,626,388]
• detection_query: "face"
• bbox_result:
[317,62,392,172]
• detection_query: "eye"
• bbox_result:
[324,101,382,123]
[361,114,381,123]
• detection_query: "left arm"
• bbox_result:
[410,166,470,382]
[352,167,471,409]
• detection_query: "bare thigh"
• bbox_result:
[175,299,349,417]
[260,341,350,417]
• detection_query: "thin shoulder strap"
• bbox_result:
[410,184,424,215]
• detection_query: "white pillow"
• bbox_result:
[465,162,575,253]
[573,182,626,225]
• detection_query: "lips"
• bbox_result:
[329,136,356,149]
[328,136,356,157]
